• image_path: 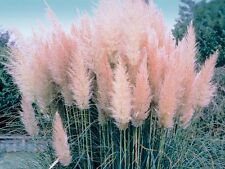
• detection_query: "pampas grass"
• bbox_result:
[7,0,219,168]
[20,96,39,137]
[52,112,72,166]
[69,46,92,110]
[132,53,152,127]
[111,57,132,130]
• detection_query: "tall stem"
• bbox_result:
[102,125,106,166]
[84,109,92,169]
[80,110,86,169]
[157,128,166,169]
[119,130,123,169]
[88,109,93,163]
[72,107,81,159]
[123,130,127,169]
[65,105,71,137]
[134,127,140,169]
[110,121,115,169]
[100,125,103,168]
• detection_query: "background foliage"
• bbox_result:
[173,0,225,66]
[0,30,21,134]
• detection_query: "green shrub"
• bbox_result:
[0,45,22,134]
[173,0,225,66]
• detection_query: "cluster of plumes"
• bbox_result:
[8,0,217,134]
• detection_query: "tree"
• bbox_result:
[173,0,225,66]
[172,0,196,42]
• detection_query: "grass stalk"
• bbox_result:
[65,105,71,138]
[119,130,123,169]
[87,109,93,163]
[99,125,103,168]
[80,110,87,169]
[110,121,115,169]
[134,127,140,169]
[83,109,92,169]
[157,128,166,169]
[123,129,127,169]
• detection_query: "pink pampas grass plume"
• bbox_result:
[9,36,55,112]
[95,52,113,123]
[132,52,152,127]
[8,43,36,102]
[147,1,167,48]
[147,36,167,102]
[158,74,178,128]
[177,24,197,126]
[121,0,150,65]
[30,38,55,112]
[69,47,92,110]
[194,53,217,108]
[94,0,123,56]
[158,54,181,128]
[110,57,132,130]
[46,10,74,105]
[20,96,39,136]
[53,112,72,166]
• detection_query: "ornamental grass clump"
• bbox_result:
[7,0,217,168]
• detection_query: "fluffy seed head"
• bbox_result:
[20,96,39,136]
[69,47,92,110]
[53,112,72,166]
[194,53,217,108]
[110,57,132,130]
[96,52,113,122]
[132,53,152,127]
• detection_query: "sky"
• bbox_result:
[0,0,180,35]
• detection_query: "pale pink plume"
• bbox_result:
[121,0,150,65]
[8,43,36,101]
[53,112,72,166]
[176,23,197,126]
[95,52,113,124]
[46,10,74,105]
[20,96,39,136]
[132,52,152,127]
[69,46,92,110]
[30,38,55,112]
[93,0,123,58]
[147,35,167,102]
[158,53,182,128]
[77,16,95,70]
[193,53,217,108]
[10,36,55,112]
[110,57,132,130]
[148,1,167,48]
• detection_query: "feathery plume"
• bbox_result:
[147,38,167,102]
[46,10,74,105]
[69,47,92,110]
[121,0,150,65]
[96,52,113,123]
[177,23,197,126]
[53,112,72,166]
[20,96,39,136]
[158,54,181,128]
[30,38,55,112]
[132,52,152,127]
[8,44,36,102]
[194,53,217,108]
[110,57,132,130]
[9,36,55,112]
[94,0,123,56]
